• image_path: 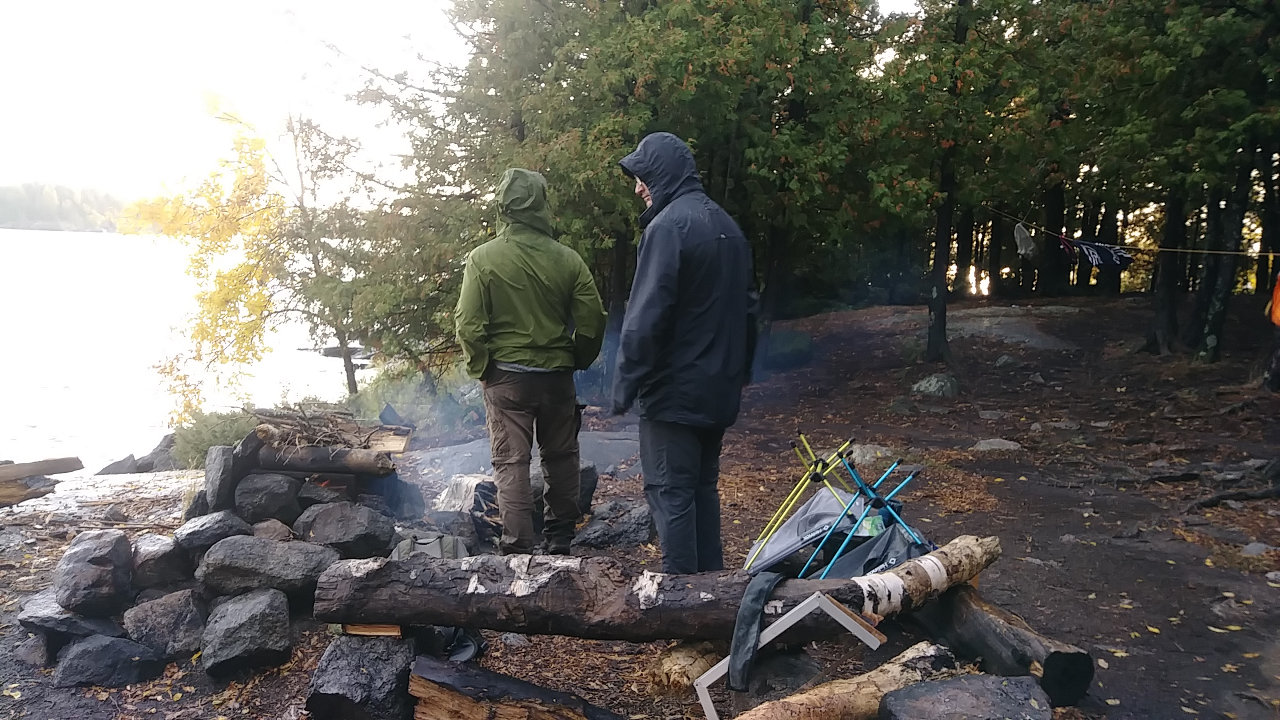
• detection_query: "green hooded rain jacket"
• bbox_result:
[454,168,606,379]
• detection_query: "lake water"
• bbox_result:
[0,229,361,473]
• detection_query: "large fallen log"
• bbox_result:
[733,642,961,720]
[1,457,81,506]
[908,584,1093,706]
[314,535,1000,642]
[409,654,622,720]
[256,447,395,476]
[0,457,82,483]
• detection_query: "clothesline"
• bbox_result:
[982,204,1276,260]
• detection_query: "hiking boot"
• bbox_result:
[539,536,572,556]
[498,541,533,556]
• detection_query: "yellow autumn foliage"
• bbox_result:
[123,133,289,423]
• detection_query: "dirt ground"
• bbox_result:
[2,296,1278,720]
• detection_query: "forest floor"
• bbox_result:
[1,295,1278,720]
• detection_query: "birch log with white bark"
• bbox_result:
[732,642,961,720]
[312,535,1000,642]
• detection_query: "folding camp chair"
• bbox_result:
[742,434,857,574]
[803,453,927,579]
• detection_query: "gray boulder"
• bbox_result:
[18,588,125,641]
[293,502,395,559]
[53,529,133,616]
[234,473,303,524]
[878,674,1051,720]
[14,633,50,667]
[137,433,180,473]
[182,489,209,521]
[573,499,655,549]
[201,588,292,676]
[298,481,347,509]
[196,535,339,598]
[204,445,237,511]
[845,444,896,468]
[911,373,960,399]
[131,533,190,589]
[96,454,138,475]
[253,519,294,541]
[970,438,1023,452]
[52,635,165,688]
[174,510,252,554]
[306,635,414,720]
[123,589,207,660]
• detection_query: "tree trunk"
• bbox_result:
[408,654,622,720]
[313,535,1001,641]
[335,329,359,396]
[988,215,1009,298]
[1074,201,1100,292]
[908,584,1093,707]
[256,447,395,476]
[1040,176,1068,296]
[602,226,631,401]
[1182,189,1225,348]
[1257,147,1278,294]
[926,0,968,362]
[1095,205,1123,296]
[926,154,954,364]
[1144,189,1187,355]
[952,207,974,297]
[755,224,787,370]
[1197,160,1255,363]
[733,642,960,720]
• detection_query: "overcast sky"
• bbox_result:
[0,0,917,200]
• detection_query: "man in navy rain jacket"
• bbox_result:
[613,132,756,574]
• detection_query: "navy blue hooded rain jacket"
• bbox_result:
[613,132,756,428]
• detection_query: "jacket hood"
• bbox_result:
[496,168,553,236]
[619,133,704,227]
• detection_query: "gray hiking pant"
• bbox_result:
[639,419,726,574]
[482,368,581,551]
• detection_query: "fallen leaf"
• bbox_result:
[1110,649,1130,658]
[1243,653,1260,659]
[1208,626,1228,633]
[1221,664,1238,673]
[1098,658,1109,669]
[1106,698,1121,706]
[1225,625,1244,631]
[1147,626,1161,634]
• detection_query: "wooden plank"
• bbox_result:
[0,457,82,483]
[341,623,402,637]
[367,427,413,453]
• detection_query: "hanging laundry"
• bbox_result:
[1014,222,1036,259]
[1074,240,1134,269]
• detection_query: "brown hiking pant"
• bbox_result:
[482,368,582,551]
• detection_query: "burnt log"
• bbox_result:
[908,583,1093,706]
[257,447,395,476]
[733,642,960,720]
[408,654,622,720]
[314,535,1000,642]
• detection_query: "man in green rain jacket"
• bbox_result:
[455,168,606,555]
